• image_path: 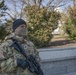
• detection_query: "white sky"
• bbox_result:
[4,0,73,20]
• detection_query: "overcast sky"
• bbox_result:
[4,0,73,20]
[5,0,73,10]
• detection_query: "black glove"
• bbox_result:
[17,59,28,69]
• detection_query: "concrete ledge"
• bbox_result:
[61,72,76,75]
[38,46,76,62]
[38,46,76,75]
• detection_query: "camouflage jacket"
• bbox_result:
[0,33,41,75]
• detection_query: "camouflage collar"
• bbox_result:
[4,33,27,44]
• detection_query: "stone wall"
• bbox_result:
[38,46,76,75]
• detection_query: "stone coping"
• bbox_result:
[38,46,76,62]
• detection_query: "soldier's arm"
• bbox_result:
[33,44,41,65]
[0,40,17,73]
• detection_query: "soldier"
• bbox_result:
[0,19,41,75]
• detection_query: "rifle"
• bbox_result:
[10,38,44,75]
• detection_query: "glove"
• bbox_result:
[17,59,28,69]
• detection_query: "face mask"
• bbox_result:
[14,26,27,37]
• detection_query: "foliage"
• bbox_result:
[64,6,76,40]
[0,0,8,41]
[68,7,76,26]
[0,25,9,41]
[25,5,61,48]
[0,0,7,17]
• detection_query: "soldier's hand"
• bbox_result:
[17,59,28,69]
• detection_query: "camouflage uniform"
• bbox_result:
[0,33,41,75]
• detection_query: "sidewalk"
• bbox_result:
[48,35,76,48]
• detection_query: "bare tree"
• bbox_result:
[5,0,72,20]
[5,0,26,21]
[22,0,72,9]
[45,0,72,8]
